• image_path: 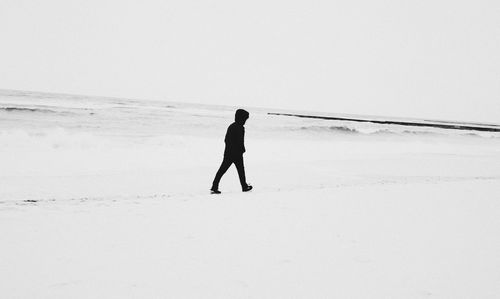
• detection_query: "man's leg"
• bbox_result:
[211,156,233,190]
[233,155,248,189]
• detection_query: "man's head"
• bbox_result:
[235,109,249,125]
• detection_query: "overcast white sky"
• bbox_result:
[1,0,499,122]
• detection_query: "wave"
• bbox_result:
[0,107,58,113]
[298,125,399,135]
[0,128,111,150]
[297,125,500,138]
[299,125,359,134]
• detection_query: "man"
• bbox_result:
[211,109,253,194]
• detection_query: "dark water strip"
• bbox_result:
[268,113,500,133]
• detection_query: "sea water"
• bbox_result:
[1,89,499,146]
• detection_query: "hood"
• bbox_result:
[235,109,249,125]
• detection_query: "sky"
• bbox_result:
[1,0,499,123]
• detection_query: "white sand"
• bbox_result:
[1,132,500,298]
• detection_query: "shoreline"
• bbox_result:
[268,112,500,133]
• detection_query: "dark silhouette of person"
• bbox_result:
[211,109,253,194]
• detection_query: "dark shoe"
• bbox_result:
[210,188,221,194]
[242,185,253,192]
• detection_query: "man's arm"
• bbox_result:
[225,124,245,154]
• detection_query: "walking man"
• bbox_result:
[211,109,253,194]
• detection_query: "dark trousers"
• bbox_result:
[212,155,247,189]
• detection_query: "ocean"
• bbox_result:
[1,89,499,147]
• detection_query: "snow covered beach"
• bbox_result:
[1,90,500,298]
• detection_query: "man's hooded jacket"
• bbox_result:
[224,109,249,157]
